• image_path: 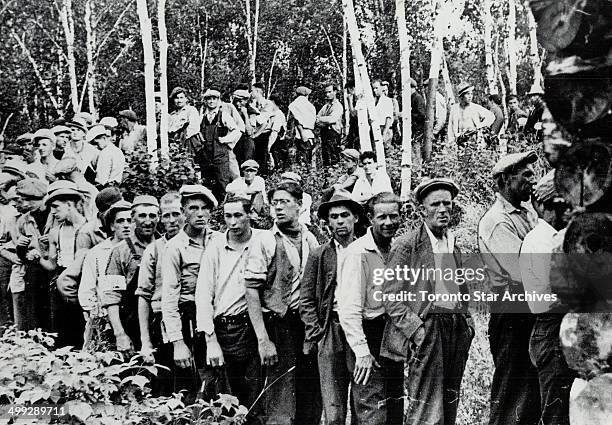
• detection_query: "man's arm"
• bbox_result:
[186,105,201,139]
[78,249,99,315]
[136,243,157,356]
[481,221,524,282]
[299,248,324,354]
[476,104,496,129]
[102,245,133,351]
[95,153,112,186]
[38,228,58,271]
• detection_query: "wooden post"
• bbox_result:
[158,0,169,158]
[136,0,158,163]
[395,0,412,200]
[343,0,385,167]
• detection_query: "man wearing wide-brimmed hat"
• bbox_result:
[447,82,495,145]
[300,189,362,425]
[382,177,473,425]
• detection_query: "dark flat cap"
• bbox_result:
[414,178,459,203]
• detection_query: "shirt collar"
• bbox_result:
[178,227,208,246]
[495,192,527,214]
[423,222,454,250]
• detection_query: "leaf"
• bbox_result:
[216,393,239,410]
[66,400,94,421]
[120,375,149,389]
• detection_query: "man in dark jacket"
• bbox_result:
[382,178,474,425]
[300,190,362,425]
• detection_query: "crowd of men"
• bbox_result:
[0,78,567,425]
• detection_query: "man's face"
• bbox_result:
[507,164,537,202]
[327,205,357,240]
[271,190,300,226]
[421,189,453,234]
[382,85,389,96]
[372,82,383,97]
[233,97,247,109]
[183,197,211,231]
[50,199,72,221]
[224,201,251,237]
[361,158,377,175]
[243,169,257,184]
[37,139,53,158]
[174,93,187,108]
[343,157,357,174]
[508,98,519,110]
[94,135,109,151]
[70,127,85,143]
[460,91,473,104]
[325,86,336,101]
[205,95,220,110]
[370,202,401,240]
[133,205,160,237]
[161,202,184,238]
[56,133,69,149]
[15,195,36,213]
[111,210,132,240]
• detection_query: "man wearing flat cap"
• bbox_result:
[383,178,474,425]
[519,171,574,425]
[300,189,362,425]
[51,125,71,160]
[13,178,52,331]
[63,118,99,182]
[478,151,540,425]
[225,160,268,215]
[104,195,160,355]
[117,110,146,155]
[168,87,201,145]
[30,129,59,182]
[162,185,219,401]
[316,83,344,168]
[287,85,316,168]
[37,181,86,348]
[87,125,126,189]
[54,157,99,222]
[448,82,495,145]
[230,89,256,167]
[193,89,241,201]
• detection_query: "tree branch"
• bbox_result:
[29,19,69,62]
[94,0,135,62]
[321,25,343,78]
[0,0,16,18]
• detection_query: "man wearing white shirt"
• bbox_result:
[88,125,126,188]
[337,192,403,424]
[63,118,98,183]
[351,151,393,205]
[372,80,394,143]
[382,178,473,425]
[225,160,268,215]
[519,171,574,425]
[447,83,495,145]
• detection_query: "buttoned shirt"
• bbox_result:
[424,224,459,309]
[316,99,343,135]
[79,238,121,315]
[478,193,537,286]
[64,142,99,174]
[136,235,172,314]
[161,228,219,342]
[195,229,264,334]
[519,220,565,313]
[351,170,393,204]
[332,239,348,312]
[244,224,318,312]
[102,234,153,307]
[337,228,388,358]
[95,143,126,186]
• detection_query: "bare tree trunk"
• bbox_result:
[198,9,208,100]
[342,17,349,139]
[84,0,97,118]
[483,0,497,94]
[343,0,385,167]
[352,58,371,153]
[252,0,259,84]
[136,0,157,162]
[244,0,253,84]
[494,36,508,128]
[158,0,169,158]
[395,0,412,199]
[60,0,79,114]
[266,46,279,98]
[56,48,64,112]
[441,54,454,103]
[507,0,517,95]
[525,0,542,88]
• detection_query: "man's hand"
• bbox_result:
[258,338,278,366]
[26,249,41,262]
[206,340,225,367]
[140,342,156,364]
[302,341,317,356]
[353,353,380,386]
[173,339,193,369]
[16,235,31,248]
[116,332,135,354]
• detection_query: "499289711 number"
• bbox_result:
[0,404,67,419]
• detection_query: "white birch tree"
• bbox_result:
[482,0,497,94]
[395,0,412,199]
[136,0,157,160]
[158,0,169,158]
[507,0,517,95]
[59,0,79,113]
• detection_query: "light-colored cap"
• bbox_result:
[340,148,360,162]
[32,129,57,144]
[51,125,71,135]
[132,195,159,208]
[295,86,311,96]
[492,151,538,177]
[203,89,221,98]
[99,116,119,128]
[85,125,110,144]
[233,89,250,99]
[280,171,302,184]
[179,184,218,208]
[240,159,260,171]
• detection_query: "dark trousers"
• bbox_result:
[235,134,255,165]
[14,266,50,331]
[347,315,404,425]
[254,133,271,176]
[175,301,207,404]
[0,257,13,326]
[150,312,174,397]
[271,139,290,171]
[318,313,354,425]
[528,314,575,425]
[489,288,541,425]
[405,312,473,425]
[294,138,313,166]
[50,269,85,349]
[199,142,231,202]
[320,128,340,167]
[263,310,322,425]
[215,312,263,421]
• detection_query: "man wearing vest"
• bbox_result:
[244,181,321,425]
[336,192,404,424]
[300,190,362,425]
[103,195,160,354]
[198,89,241,201]
[195,195,265,420]
[137,192,184,396]
[161,185,219,401]
[382,178,474,425]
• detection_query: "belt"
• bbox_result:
[214,311,250,326]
